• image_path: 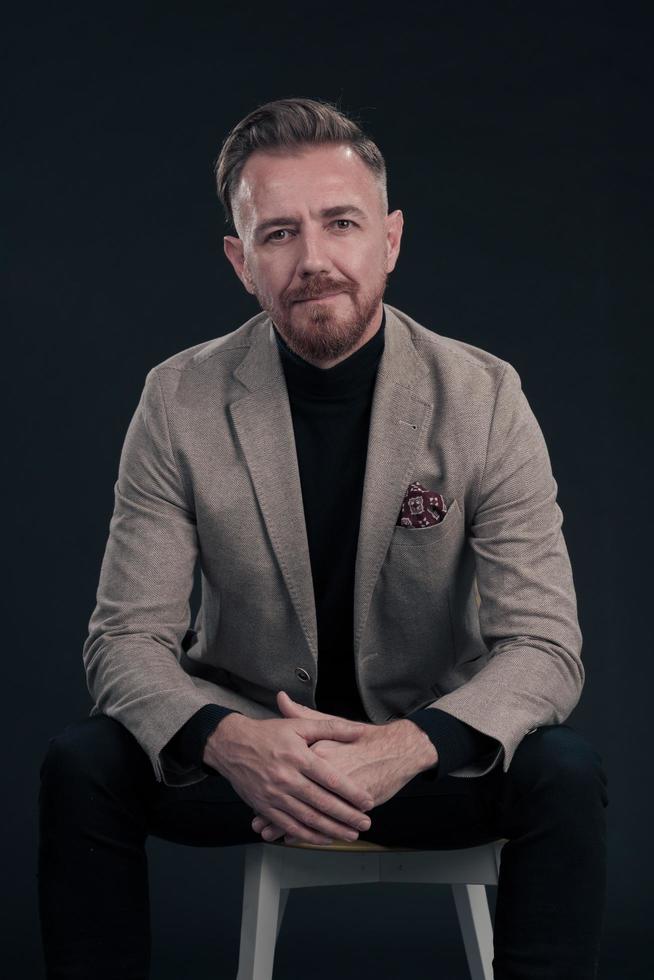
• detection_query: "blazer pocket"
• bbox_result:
[392,497,463,547]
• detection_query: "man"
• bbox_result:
[38,97,608,979]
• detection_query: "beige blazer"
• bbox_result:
[84,303,583,788]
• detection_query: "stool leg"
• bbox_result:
[236,846,283,980]
[451,883,494,980]
[493,840,504,879]
[277,888,290,939]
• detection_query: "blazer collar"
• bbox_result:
[227,303,433,666]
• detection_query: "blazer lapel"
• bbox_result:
[227,304,433,674]
[352,305,432,657]
[228,320,318,663]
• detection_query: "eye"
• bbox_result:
[265,219,357,242]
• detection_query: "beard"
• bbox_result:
[251,269,388,366]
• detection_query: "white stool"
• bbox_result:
[236,836,507,980]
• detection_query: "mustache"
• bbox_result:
[291,286,349,302]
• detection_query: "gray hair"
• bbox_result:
[213,96,388,234]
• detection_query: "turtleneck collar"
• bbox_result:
[272,306,386,399]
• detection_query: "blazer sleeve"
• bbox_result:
[82,367,241,785]
[406,706,499,780]
[164,703,242,772]
[424,361,584,777]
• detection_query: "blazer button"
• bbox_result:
[295,667,311,683]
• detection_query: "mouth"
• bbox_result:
[294,292,343,303]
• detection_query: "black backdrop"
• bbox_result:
[6,3,652,978]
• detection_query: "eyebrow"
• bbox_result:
[254,204,368,239]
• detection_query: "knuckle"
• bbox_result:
[264,772,292,799]
[294,806,318,833]
[274,775,293,795]
[267,764,287,784]
[294,804,333,839]
[319,767,339,791]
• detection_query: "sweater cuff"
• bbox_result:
[163,704,241,770]
[405,707,499,781]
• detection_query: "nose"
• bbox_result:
[295,226,333,277]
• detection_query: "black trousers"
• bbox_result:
[37,714,608,979]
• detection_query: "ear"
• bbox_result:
[223,235,256,295]
[385,209,403,274]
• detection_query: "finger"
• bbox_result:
[300,740,374,813]
[299,718,369,748]
[285,767,374,837]
[252,815,282,840]
[260,824,284,841]
[277,691,334,721]
[256,765,373,841]
[266,826,335,845]
[278,691,311,707]
[255,818,330,845]
[257,822,336,846]
[257,803,349,845]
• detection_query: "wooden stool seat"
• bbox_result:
[275,837,419,852]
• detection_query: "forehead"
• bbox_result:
[235,143,376,217]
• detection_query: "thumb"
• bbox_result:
[277,690,320,718]
[277,692,368,741]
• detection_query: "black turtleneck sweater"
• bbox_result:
[165,308,498,780]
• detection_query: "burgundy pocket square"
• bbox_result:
[396,482,448,528]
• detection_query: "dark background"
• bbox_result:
[5,2,652,977]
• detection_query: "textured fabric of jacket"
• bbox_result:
[83,303,583,787]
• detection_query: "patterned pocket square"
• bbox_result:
[396,482,448,528]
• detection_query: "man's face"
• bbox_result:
[223,143,403,368]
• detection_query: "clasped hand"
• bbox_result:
[251,691,426,844]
